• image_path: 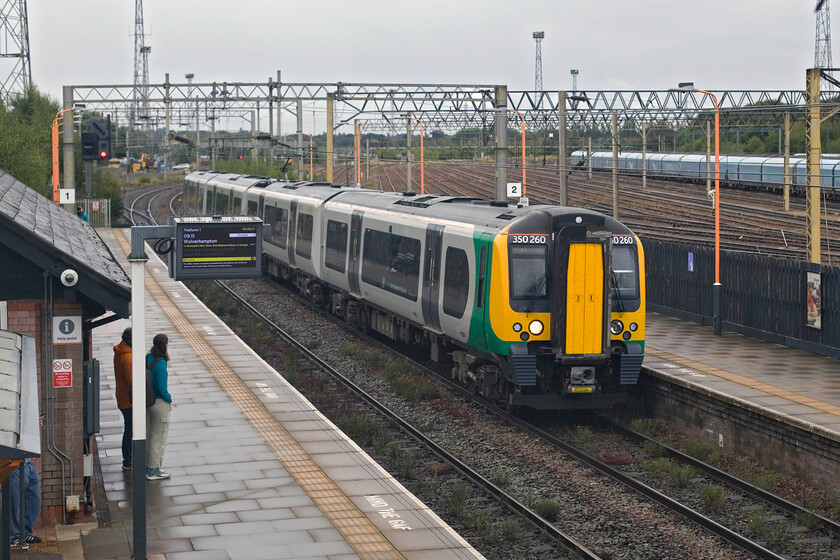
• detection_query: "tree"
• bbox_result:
[0,88,59,196]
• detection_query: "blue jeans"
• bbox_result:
[121,408,133,467]
[9,461,40,541]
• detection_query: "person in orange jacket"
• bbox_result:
[113,327,133,470]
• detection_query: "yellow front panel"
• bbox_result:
[566,243,603,354]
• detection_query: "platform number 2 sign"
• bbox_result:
[506,182,522,198]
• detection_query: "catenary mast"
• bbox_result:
[132,0,152,158]
[0,0,31,104]
[816,0,834,91]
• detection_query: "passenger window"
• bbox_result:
[233,196,242,214]
[264,206,288,249]
[362,229,420,301]
[443,248,468,318]
[295,213,313,259]
[247,200,258,216]
[325,220,348,273]
[214,192,229,214]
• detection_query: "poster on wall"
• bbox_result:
[807,271,822,330]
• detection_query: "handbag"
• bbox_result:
[146,357,163,407]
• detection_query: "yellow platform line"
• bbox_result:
[646,347,840,417]
[115,231,405,560]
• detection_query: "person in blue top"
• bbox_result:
[146,333,172,480]
[75,206,89,222]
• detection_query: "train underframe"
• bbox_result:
[265,256,630,411]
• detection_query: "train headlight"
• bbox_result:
[513,323,522,332]
[528,320,544,335]
[629,322,638,332]
[610,320,624,335]
[520,332,530,341]
[623,331,632,340]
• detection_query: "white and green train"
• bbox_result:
[183,171,646,410]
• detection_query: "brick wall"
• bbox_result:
[7,301,86,526]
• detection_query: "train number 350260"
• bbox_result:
[510,235,547,244]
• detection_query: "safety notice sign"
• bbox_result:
[53,359,72,388]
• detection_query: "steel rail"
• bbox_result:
[406,363,790,560]
[228,272,794,560]
[217,273,784,560]
[600,417,840,539]
[214,281,602,560]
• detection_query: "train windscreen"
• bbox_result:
[510,245,547,299]
[611,246,639,300]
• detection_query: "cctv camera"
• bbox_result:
[61,269,79,288]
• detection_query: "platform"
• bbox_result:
[644,312,840,440]
[82,228,483,560]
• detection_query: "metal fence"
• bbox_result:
[77,199,111,228]
[642,239,840,358]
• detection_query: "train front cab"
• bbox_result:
[484,209,645,410]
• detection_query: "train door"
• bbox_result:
[288,200,297,267]
[246,192,265,218]
[551,229,610,358]
[422,225,443,330]
[475,233,493,347]
[348,211,363,294]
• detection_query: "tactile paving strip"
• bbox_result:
[116,232,405,560]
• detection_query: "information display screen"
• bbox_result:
[173,217,263,280]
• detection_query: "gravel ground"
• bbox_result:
[186,277,764,560]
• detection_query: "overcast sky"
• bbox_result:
[14,1,822,131]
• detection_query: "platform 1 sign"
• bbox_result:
[172,217,263,280]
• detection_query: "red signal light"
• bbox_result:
[99,150,108,159]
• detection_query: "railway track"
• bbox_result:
[122,183,182,226]
[243,274,840,559]
[191,273,840,559]
[213,280,598,560]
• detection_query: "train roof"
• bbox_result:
[186,171,635,235]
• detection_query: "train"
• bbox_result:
[573,150,840,188]
[182,171,646,410]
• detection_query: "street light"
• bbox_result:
[672,82,721,335]
[511,109,527,199]
[408,116,425,194]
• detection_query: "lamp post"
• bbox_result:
[408,116,425,194]
[302,133,313,180]
[673,82,721,335]
[511,109,527,199]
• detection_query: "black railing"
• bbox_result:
[642,239,840,358]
